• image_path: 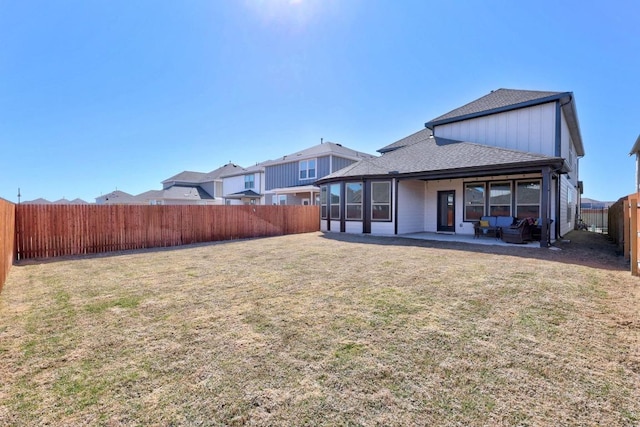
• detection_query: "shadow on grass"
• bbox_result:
[12,230,628,273]
[319,230,629,272]
[12,237,257,267]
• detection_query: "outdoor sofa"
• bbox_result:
[473,216,516,239]
[500,218,534,244]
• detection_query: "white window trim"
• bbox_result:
[244,174,255,189]
[299,159,317,180]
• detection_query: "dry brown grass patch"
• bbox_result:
[0,231,638,426]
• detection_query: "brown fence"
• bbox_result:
[609,194,640,276]
[15,204,319,261]
[0,198,16,291]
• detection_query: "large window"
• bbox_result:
[464,183,485,221]
[244,174,255,189]
[330,184,341,219]
[345,182,363,220]
[516,180,541,219]
[371,181,391,221]
[489,182,511,216]
[299,159,316,180]
[320,186,328,219]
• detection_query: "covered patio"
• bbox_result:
[398,231,542,248]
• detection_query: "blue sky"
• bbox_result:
[1,0,638,203]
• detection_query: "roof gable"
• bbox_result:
[425,88,584,157]
[261,142,376,167]
[162,170,210,185]
[426,89,566,127]
[162,163,244,185]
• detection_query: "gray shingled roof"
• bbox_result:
[203,163,244,180]
[23,198,52,204]
[319,136,563,181]
[161,170,210,185]
[218,162,268,179]
[97,190,137,204]
[427,89,566,126]
[137,186,213,201]
[377,128,432,154]
[225,189,261,198]
[162,163,244,185]
[260,142,376,167]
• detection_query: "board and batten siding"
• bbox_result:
[397,180,426,234]
[560,111,580,185]
[331,156,357,173]
[265,156,357,191]
[559,176,577,237]
[434,102,557,156]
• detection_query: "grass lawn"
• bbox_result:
[0,231,638,426]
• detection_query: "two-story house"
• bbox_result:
[316,89,585,247]
[261,141,376,206]
[220,163,266,205]
[135,163,243,205]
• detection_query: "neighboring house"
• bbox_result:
[220,163,266,205]
[136,163,243,205]
[581,198,613,209]
[95,190,138,205]
[22,198,52,204]
[316,89,585,247]
[262,141,376,205]
[24,198,89,204]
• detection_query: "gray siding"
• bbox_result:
[317,156,331,177]
[332,156,357,172]
[266,155,356,190]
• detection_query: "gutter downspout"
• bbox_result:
[556,173,562,239]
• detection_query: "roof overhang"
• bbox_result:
[629,135,640,156]
[559,93,585,157]
[316,159,567,185]
[267,185,319,194]
[224,190,262,199]
[425,92,572,129]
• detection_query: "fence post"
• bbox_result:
[624,198,630,262]
[630,194,638,276]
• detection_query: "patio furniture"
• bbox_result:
[530,218,554,241]
[501,218,534,244]
[474,216,516,239]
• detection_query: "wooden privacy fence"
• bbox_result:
[609,193,640,276]
[15,204,320,261]
[0,198,16,291]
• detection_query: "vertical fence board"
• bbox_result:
[13,205,319,261]
[0,199,16,291]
